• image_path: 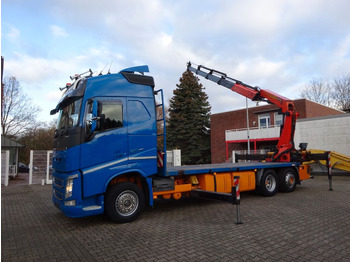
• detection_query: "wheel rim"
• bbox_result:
[265,174,277,192]
[285,172,295,188]
[115,190,139,217]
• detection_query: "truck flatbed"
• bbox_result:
[166,162,298,176]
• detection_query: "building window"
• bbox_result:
[274,112,283,126]
[258,114,270,129]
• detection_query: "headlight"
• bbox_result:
[65,179,73,199]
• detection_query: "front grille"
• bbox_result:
[54,177,64,188]
[54,189,64,200]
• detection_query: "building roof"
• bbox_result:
[211,98,345,118]
[1,135,24,149]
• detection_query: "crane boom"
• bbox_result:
[187,62,299,162]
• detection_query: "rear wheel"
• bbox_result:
[278,168,297,193]
[105,182,145,223]
[258,169,278,197]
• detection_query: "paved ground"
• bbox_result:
[2,175,350,261]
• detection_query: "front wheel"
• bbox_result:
[105,182,145,223]
[258,169,278,197]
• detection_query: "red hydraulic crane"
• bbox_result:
[187,62,299,162]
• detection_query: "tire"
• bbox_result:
[258,169,278,197]
[278,168,297,193]
[105,182,145,223]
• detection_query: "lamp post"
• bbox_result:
[246,98,250,154]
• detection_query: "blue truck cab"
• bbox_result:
[51,65,162,222]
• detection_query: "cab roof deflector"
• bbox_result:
[119,65,149,75]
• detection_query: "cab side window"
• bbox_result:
[96,100,123,132]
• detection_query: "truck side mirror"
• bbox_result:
[85,99,99,140]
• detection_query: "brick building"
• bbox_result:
[210,99,345,163]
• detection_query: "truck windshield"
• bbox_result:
[57,98,82,130]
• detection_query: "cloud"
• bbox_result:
[5,48,126,85]
[45,90,62,103]
[3,0,350,122]
[6,53,70,84]
[5,25,20,42]
[335,35,350,59]
[47,0,350,107]
[50,25,68,38]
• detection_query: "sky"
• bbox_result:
[2,0,350,123]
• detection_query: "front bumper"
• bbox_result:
[52,171,104,218]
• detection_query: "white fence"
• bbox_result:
[226,125,280,141]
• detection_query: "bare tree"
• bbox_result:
[18,121,55,164]
[300,78,332,107]
[332,74,350,111]
[1,76,41,136]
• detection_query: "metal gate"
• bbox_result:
[29,150,53,185]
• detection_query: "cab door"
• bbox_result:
[80,97,128,197]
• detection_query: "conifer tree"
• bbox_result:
[167,70,211,164]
